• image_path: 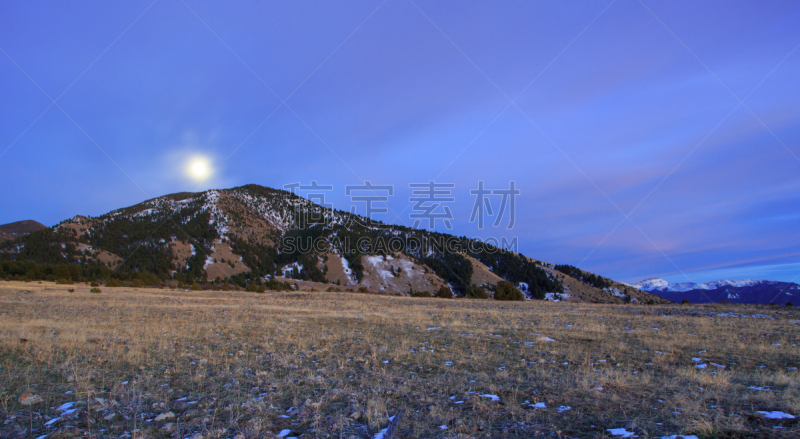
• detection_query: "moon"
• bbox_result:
[187,157,211,182]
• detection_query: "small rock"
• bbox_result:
[196,395,217,409]
[154,411,175,422]
[349,411,361,420]
[180,408,204,421]
[169,400,189,412]
[88,397,117,411]
[160,422,176,435]
[19,392,43,406]
[188,415,212,426]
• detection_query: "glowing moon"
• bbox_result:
[187,157,211,181]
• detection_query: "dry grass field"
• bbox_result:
[0,281,798,438]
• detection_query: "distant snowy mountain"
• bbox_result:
[631,278,764,292]
[629,277,798,305]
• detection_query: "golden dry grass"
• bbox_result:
[0,280,798,438]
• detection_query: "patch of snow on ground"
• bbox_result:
[606,288,628,299]
[747,386,772,391]
[57,402,75,412]
[756,410,795,419]
[542,291,571,302]
[341,256,352,275]
[281,262,303,277]
[365,255,393,280]
[480,394,500,401]
[607,428,637,437]
[372,415,397,439]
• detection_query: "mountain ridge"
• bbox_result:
[0,219,47,242]
[0,184,667,304]
[630,277,798,305]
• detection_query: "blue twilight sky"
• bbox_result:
[1,1,799,284]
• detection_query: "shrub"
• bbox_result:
[358,286,368,294]
[410,290,432,298]
[681,299,691,305]
[245,283,265,293]
[326,286,337,292]
[90,288,102,293]
[435,285,452,299]
[495,281,524,301]
[57,278,73,285]
[190,283,201,291]
[90,281,100,287]
[67,288,75,293]
[106,279,122,287]
[786,301,794,307]
[466,285,488,299]
[131,279,143,288]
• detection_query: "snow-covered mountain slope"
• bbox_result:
[629,277,798,305]
[630,278,764,293]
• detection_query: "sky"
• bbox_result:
[1,0,799,285]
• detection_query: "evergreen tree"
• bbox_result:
[495,281,524,301]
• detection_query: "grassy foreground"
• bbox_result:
[0,281,798,438]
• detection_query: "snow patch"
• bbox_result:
[756,410,795,419]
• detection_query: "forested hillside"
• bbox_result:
[0,184,664,303]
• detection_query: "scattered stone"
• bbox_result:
[169,400,189,412]
[188,415,213,426]
[87,397,118,411]
[196,395,217,409]
[160,422,176,436]
[19,392,43,406]
[154,411,175,422]
[180,409,204,421]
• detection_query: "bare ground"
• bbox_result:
[0,281,798,438]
